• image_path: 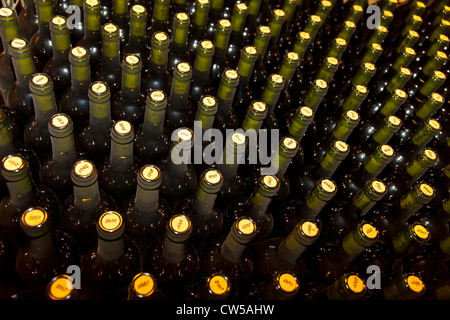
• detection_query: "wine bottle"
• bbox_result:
[311,220,379,285]
[122,164,171,249]
[16,207,79,288]
[98,120,139,204]
[189,40,215,107]
[17,0,38,41]
[121,5,149,67]
[214,68,240,131]
[165,62,195,131]
[126,272,166,300]
[24,73,58,159]
[0,155,60,247]
[226,2,249,67]
[370,182,435,243]
[110,0,128,47]
[149,0,170,35]
[187,0,210,59]
[143,214,199,298]
[256,219,320,282]
[59,46,91,130]
[275,178,337,238]
[39,113,82,202]
[77,0,102,67]
[233,46,259,121]
[382,148,439,204]
[6,38,37,124]
[93,23,122,95]
[209,19,232,86]
[216,131,249,206]
[0,108,40,187]
[43,15,71,102]
[202,216,257,289]
[141,31,171,95]
[80,211,141,299]
[30,0,54,66]
[0,8,19,102]
[160,127,198,207]
[61,159,116,250]
[225,175,280,247]
[134,89,170,163]
[168,12,191,72]
[76,81,113,162]
[111,54,145,126]
[177,168,223,253]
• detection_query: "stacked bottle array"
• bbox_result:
[0,0,449,300]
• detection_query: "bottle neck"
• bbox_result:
[0,124,14,158]
[162,237,186,264]
[168,75,190,107]
[109,138,134,168]
[12,55,36,88]
[51,134,78,163]
[32,93,58,122]
[51,30,71,63]
[149,45,169,75]
[142,106,165,136]
[101,37,121,69]
[29,231,56,260]
[193,188,217,218]
[121,69,142,99]
[128,15,147,51]
[249,191,272,219]
[88,100,112,128]
[98,237,124,261]
[278,233,307,265]
[83,8,101,40]
[134,185,160,213]
[6,173,34,207]
[36,0,53,33]
[71,63,91,94]
[221,233,246,264]
[216,82,237,113]
[73,181,102,212]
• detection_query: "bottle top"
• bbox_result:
[146,89,167,111]
[129,273,157,298]
[167,214,192,242]
[404,274,426,294]
[122,54,142,73]
[1,154,28,181]
[8,37,30,58]
[275,272,300,294]
[206,273,231,297]
[20,207,51,237]
[198,95,218,116]
[111,120,134,143]
[138,164,162,189]
[88,81,111,102]
[97,211,125,240]
[71,159,98,187]
[101,23,119,39]
[199,168,223,193]
[48,113,73,138]
[345,273,367,294]
[29,73,54,95]
[46,275,75,300]
[69,46,90,65]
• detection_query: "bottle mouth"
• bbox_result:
[71,160,97,186]
[20,207,51,237]
[97,211,125,240]
[112,120,134,143]
[138,164,162,189]
[49,113,73,138]
[206,273,231,296]
[130,273,156,298]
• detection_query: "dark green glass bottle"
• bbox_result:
[61,159,116,250]
[214,68,240,131]
[190,39,215,105]
[187,0,211,59]
[76,81,113,162]
[59,46,91,130]
[0,154,60,247]
[76,0,102,67]
[122,5,149,66]
[7,38,36,124]
[168,12,191,72]
[160,127,198,207]
[122,164,171,249]
[98,120,139,204]
[226,2,249,66]
[110,0,128,47]
[148,0,170,35]
[93,23,122,95]
[17,0,39,41]
[43,16,71,102]
[111,54,145,126]
[0,8,19,101]
[24,73,58,159]
[141,31,171,95]
[30,0,55,66]
[165,62,195,132]
[39,113,82,202]
[134,89,170,163]
[210,18,232,86]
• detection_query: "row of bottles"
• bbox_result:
[0,0,449,300]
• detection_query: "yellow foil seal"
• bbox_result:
[278,273,299,293]
[48,276,74,300]
[170,215,191,234]
[132,273,155,297]
[406,275,425,293]
[99,211,123,232]
[208,275,230,295]
[346,274,366,294]
[22,208,47,228]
